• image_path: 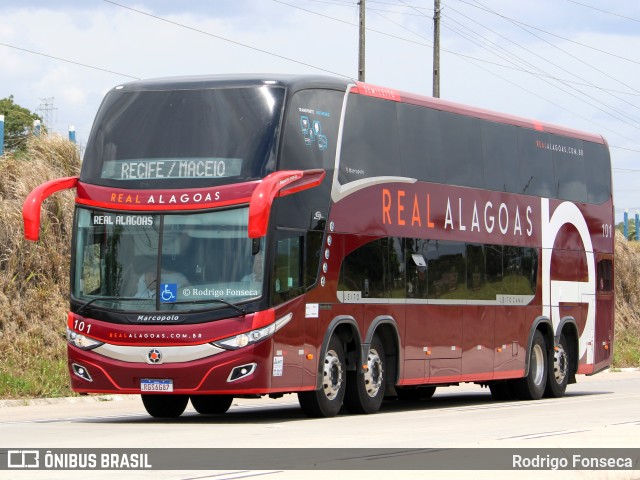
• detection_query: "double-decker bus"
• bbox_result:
[23,75,614,418]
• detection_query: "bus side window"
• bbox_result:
[597,259,613,292]
[272,234,305,305]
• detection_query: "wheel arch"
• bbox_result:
[557,316,580,384]
[364,315,401,389]
[524,316,554,378]
[315,316,362,390]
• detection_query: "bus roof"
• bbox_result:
[110,74,351,93]
[353,81,607,145]
[110,74,606,145]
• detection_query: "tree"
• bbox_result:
[0,95,42,152]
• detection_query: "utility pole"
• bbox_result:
[433,0,441,98]
[37,97,57,133]
[359,0,366,81]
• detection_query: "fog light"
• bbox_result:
[228,363,257,382]
[72,363,93,382]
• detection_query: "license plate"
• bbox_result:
[140,379,173,392]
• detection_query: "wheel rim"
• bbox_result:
[364,348,383,398]
[322,349,343,400]
[531,343,545,386]
[553,344,568,384]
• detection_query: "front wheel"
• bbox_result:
[544,333,570,398]
[513,330,547,400]
[190,395,234,414]
[298,335,346,417]
[344,337,386,414]
[141,394,189,418]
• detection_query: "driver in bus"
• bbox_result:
[242,253,263,283]
[135,268,189,298]
[134,260,190,298]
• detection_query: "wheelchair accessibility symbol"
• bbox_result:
[160,283,178,303]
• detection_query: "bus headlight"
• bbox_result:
[212,324,276,350]
[66,327,103,351]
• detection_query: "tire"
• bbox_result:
[344,336,386,414]
[489,381,515,401]
[298,336,346,418]
[513,330,548,400]
[141,394,189,418]
[190,395,234,414]
[396,386,436,402]
[544,333,570,398]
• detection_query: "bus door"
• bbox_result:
[594,254,614,372]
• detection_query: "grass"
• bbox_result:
[0,135,637,399]
[613,329,640,368]
[0,134,79,399]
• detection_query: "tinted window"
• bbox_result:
[397,103,446,182]
[518,130,555,197]
[584,141,612,204]
[503,246,536,295]
[440,113,484,188]
[339,238,538,301]
[280,89,344,171]
[481,122,520,193]
[340,95,610,204]
[597,259,613,292]
[82,86,284,188]
[338,237,400,298]
[405,238,429,299]
[277,89,343,230]
[551,135,587,202]
[466,244,486,297]
[272,233,305,305]
[340,94,400,184]
[425,241,466,299]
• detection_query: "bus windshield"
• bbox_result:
[81,85,285,188]
[72,207,264,312]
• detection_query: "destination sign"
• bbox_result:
[101,158,243,180]
[92,214,154,226]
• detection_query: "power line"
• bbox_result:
[441,16,640,133]
[103,0,350,77]
[445,1,640,128]
[436,2,640,146]
[272,0,431,47]
[381,2,640,147]
[0,41,140,80]
[453,0,640,67]
[564,0,640,23]
[467,0,640,100]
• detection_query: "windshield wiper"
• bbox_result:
[172,298,246,316]
[75,296,146,316]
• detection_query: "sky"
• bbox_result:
[1,0,639,221]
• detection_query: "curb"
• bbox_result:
[0,394,132,408]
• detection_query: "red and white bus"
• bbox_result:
[24,75,614,418]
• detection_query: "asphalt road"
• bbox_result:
[1,370,639,479]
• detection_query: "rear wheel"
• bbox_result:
[298,336,346,417]
[544,333,570,398]
[190,395,234,414]
[513,330,547,400]
[344,337,386,414]
[141,394,189,418]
